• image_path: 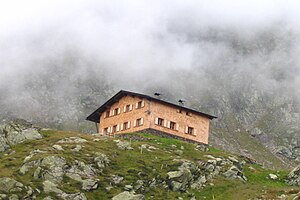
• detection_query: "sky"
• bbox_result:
[0,0,300,127]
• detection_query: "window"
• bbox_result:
[136,118,143,127]
[114,108,120,115]
[186,112,192,117]
[125,104,131,112]
[187,127,194,135]
[137,101,142,109]
[170,121,176,130]
[112,125,117,133]
[158,118,164,126]
[123,122,129,130]
[105,111,110,118]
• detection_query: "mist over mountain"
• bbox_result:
[1,1,300,164]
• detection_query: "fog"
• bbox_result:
[1,0,300,130]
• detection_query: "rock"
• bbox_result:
[43,180,63,194]
[81,179,98,191]
[286,165,300,185]
[171,145,177,148]
[43,197,54,200]
[57,137,87,144]
[40,156,67,183]
[67,160,97,178]
[124,185,133,191]
[114,140,133,150]
[180,146,185,150]
[52,145,64,151]
[8,194,19,200]
[110,175,124,185]
[195,144,208,152]
[0,194,7,199]
[0,177,24,193]
[174,150,183,156]
[223,166,247,182]
[59,192,87,200]
[0,120,42,152]
[71,145,82,152]
[112,191,144,200]
[269,174,278,180]
[228,156,239,163]
[94,152,110,169]
[191,176,206,189]
[250,128,263,137]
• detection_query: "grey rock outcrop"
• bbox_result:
[286,165,300,186]
[0,120,42,152]
[57,137,87,144]
[0,177,24,193]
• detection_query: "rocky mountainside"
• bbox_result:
[0,120,300,200]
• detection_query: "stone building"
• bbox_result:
[86,90,216,144]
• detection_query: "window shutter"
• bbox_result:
[155,117,158,125]
[185,126,188,134]
[108,127,111,133]
[116,125,120,132]
[110,110,114,116]
[118,108,121,114]
[176,124,179,131]
[128,121,131,128]
[129,104,133,111]
[123,106,126,112]
[193,129,197,136]
[164,120,167,127]
[121,123,124,131]
[167,121,170,128]
[141,118,144,125]
[135,102,138,109]
[141,100,145,107]
[101,129,104,134]
[133,120,137,127]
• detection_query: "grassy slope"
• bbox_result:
[0,129,298,200]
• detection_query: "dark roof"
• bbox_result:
[86,90,217,123]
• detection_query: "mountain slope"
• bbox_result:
[0,122,299,199]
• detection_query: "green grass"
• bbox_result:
[0,129,298,199]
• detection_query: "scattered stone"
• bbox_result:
[269,174,278,180]
[59,192,87,200]
[171,145,177,148]
[52,145,64,151]
[114,140,133,150]
[124,185,133,191]
[8,194,19,200]
[228,156,239,163]
[174,150,183,156]
[43,197,54,200]
[71,145,82,152]
[180,146,185,150]
[195,144,208,152]
[0,177,24,193]
[110,175,124,185]
[112,191,144,200]
[93,138,100,142]
[223,166,247,182]
[57,137,87,144]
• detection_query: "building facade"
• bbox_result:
[86,90,216,144]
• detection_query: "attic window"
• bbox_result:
[105,111,110,118]
[186,112,192,117]
[136,101,143,109]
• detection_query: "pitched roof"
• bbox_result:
[86,90,217,123]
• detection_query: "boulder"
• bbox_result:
[112,191,144,200]
[59,192,87,200]
[269,174,278,180]
[94,153,110,169]
[286,165,300,186]
[71,145,82,152]
[40,156,67,183]
[223,166,247,182]
[81,179,98,191]
[110,175,124,185]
